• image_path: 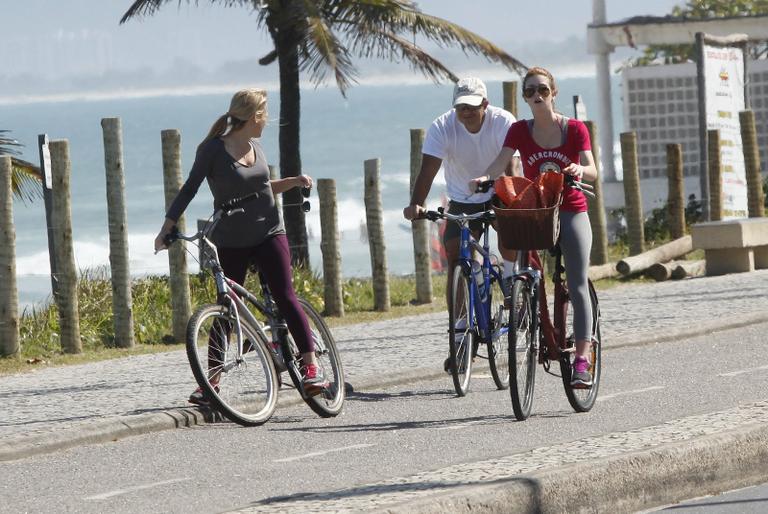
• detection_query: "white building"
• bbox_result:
[622,59,768,180]
[602,58,767,214]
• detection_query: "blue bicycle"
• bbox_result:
[424,204,510,396]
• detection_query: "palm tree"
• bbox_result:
[121,0,528,266]
[0,130,42,203]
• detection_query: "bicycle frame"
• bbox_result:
[177,212,288,371]
[455,217,504,343]
[514,245,572,364]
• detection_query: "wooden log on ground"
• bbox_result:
[646,262,673,282]
[588,262,619,282]
[616,235,692,276]
[671,260,706,280]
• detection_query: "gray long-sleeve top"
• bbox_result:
[165,137,283,248]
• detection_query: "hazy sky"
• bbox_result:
[4,0,684,80]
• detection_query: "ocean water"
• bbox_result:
[1,77,623,308]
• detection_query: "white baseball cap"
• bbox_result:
[453,77,487,107]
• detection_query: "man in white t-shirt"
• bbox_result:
[403,77,519,370]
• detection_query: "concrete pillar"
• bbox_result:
[592,0,617,182]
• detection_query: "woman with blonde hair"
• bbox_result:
[154,88,328,403]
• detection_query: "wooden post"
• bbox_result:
[410,129,432,304]
[666,144,686,239]
[49,140,82,354]
[584,121,609,265]
[101,118,135,348]
[38,134,59,299]
[740,110,765,218]
[707,129,723,222]
[364,158,390,312]
[0,156,19,357]
[318,179,344,317]
[161,129,192,344]
[620,132,645,256]
[502,81,518,119]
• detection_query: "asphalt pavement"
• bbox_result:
[3,269,768,511]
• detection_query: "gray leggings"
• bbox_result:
[559,211,593,341]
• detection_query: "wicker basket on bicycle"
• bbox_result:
[492,174,564,250]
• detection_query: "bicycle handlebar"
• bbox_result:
[475,179,495,194]
[218,191,259,212]
[422,207,495,224]
[478,174,595,198]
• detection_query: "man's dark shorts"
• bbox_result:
[442,199,493,245]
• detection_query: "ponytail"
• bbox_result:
[197,88,267,152]
[197,114,246,152]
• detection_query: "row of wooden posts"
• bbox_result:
[0,85,763,358]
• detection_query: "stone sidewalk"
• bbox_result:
[2,270,768,461]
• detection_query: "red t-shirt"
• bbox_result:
[502,118,591,212]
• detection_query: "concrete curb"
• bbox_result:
[378,421,768,513]
[4,313,768,463]
[0,368,446,463]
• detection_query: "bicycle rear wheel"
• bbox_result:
[186,304,279,426]
[508,279,537,421]
[282,298,345,418]
[560,280,602,412]
[487,269,510,390]
[448,263,474,396]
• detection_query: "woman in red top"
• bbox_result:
[475,66,598,387]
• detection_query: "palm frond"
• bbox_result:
[352,27,458,83]
[331,0,528,76]
[0,131,43,203]
[120,0,265,24]
[298,0,358,93]
[11,160,43,203]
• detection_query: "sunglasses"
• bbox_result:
[455,104,483,112]
[523,84,552,99]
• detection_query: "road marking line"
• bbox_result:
[84,478,191,501]
[274,443,374,463]
[597,386,665,402]
[718,365,768,377]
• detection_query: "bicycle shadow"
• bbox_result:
[274,412,511,433]
[345,388,453,403]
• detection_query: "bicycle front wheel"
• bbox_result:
[448,263,474,396]
[487,269,510,390]
[508,279,537,421]
[186,304,279,426]
[560,280,602,412]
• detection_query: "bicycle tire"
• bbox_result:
[281,298,345,418]
[186,304,279,426]
[448,263,474,396]
[508,279,537,421]
[560,280,602,412]
[487,269,510,390]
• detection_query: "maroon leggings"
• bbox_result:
[217,234,314,354]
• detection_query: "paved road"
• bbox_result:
[2,270,768,512]
[1,320,768,513]
[653,483,768,513]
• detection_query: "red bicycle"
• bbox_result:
[498,177,602,421]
